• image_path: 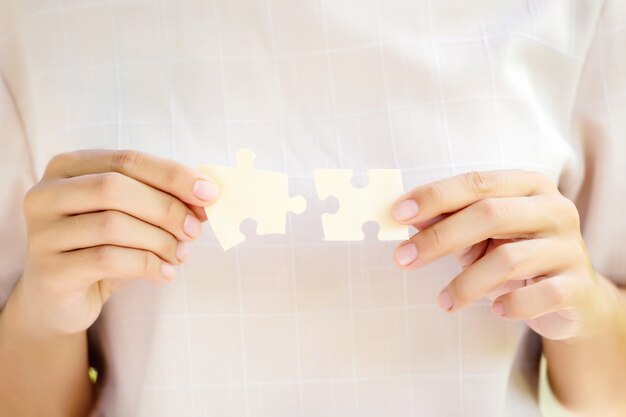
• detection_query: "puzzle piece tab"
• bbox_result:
[314,169,409,241]
[198,149,306,250]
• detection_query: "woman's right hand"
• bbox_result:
[15,149,219,337]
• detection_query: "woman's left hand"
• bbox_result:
[391,170,613,341]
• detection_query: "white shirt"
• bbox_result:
[1,1,625,416]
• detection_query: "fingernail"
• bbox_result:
[193,179,219,202]
[161,263,176,280]
[493,301,506,317]
[176,241,189,262]
[183,214,202,239]
[395,243,418,266]
[393,200,419,221]
[438,291,453,311]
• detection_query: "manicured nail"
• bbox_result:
[193,179,219,202]
[176,241,189,262]
[183,214,202,239]
[438,291,453,311]
[493,301,506,317]
[161,263,176,280]
[393,200,419,221]
[395,243,418,266]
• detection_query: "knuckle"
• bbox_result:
[23,185,42,219]
[44,152,73,175]
[163,166,182,188]
[139,250,156,275]
[423,183,445,206]
[160,236,178,261]
[495,244,523,276]
[544,277,569,307]
[463,171,496,197]
[477,198,504,224]
[522,170,557,193]
[531,171,554,190]
[111,150,142,173]
[424,224,444,253]
[557,197,581,229]
[99,211,123,238]
[96,172,124,200]
[94,246,116,271]
[449,279,473,305]
[161,196,181,224]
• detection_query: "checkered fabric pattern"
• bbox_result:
[1,1,625,416]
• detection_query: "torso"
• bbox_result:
[0,1,601,415]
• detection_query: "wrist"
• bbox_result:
[550,273,625,347]
[1,278,84,343]
[541,274,626,415]
[585,274,625,339]
[0,280,94,417]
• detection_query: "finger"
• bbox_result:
[413,214,448,232]
[188,204,208,222]
[492,275,580,320]
[486,275,557,303]
[454,240,489,269]
[392,170,555,225]
[440,238,577,312]
[43,149,219,207]
[484,279,526,302]
[33,173,203,242]
[59,245,177,287]
[38,211,188,265]
[394,196,564,268]
[97,278,129,304]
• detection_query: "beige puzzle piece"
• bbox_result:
[198,149,306,250]
[314,169,409,241]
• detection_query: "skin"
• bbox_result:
[392,170,626,416]
[0,150,219,417]
[1,155,623,415]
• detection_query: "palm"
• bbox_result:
[60,279,126,335]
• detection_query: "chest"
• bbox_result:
[3,0,589,184]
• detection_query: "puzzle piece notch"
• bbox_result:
[198,149,307,250]
[314,169,409,242]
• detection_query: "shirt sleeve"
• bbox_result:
[566,0,626,287]
[0,74,36,309]
[538,3,626,415]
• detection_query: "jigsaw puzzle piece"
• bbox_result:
[198,149,307,250]
[208,210,246,252]
[255,194,306,235]
[314,169,408,242]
